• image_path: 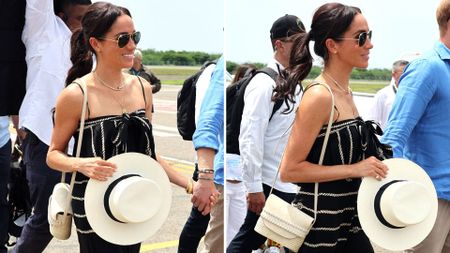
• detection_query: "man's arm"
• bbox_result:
[23,0,53,43]
[382,59,437,157]
[191,56,224,215]
[143,67,161,93]
[239,74,273,214]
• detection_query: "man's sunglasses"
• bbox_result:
[337,30,372,47]
[99,31,141,48]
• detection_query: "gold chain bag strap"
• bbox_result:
[48,79,88,240]
[254,82,335,252]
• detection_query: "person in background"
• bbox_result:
[0,0,27,250]
[0,118,11,253]
[278,3,387,252]
[227,14,305,253]
[383,0,450,251]
[230,64,256,84]
[178,59,216,253]
[191,56,224,253]
[225,63,256,248]
[367,59,409,130]
[129,49,161,93]
[13,0,91,252]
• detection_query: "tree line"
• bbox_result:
[141,49,220,66]
[226,61,392,81]
[140,49,392,81]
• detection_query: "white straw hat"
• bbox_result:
[84,152,172,245]
[357,158,437,251]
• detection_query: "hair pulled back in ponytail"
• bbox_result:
[65,2,131,85]
[273,32,312,113]
[273,2,361,112]
[66,28,93,85]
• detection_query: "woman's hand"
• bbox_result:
[191,180,220,215]
[73,157,117,181]
[351,156,389,180]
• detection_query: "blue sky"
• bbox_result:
[100,0,224,55]
[100,0,441,69]
[226,0,441,68]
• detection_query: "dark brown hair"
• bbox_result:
[65,2,131,85]
[273,2,361,112]
[232,63,257,84]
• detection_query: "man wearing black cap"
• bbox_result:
[227,14,306,253]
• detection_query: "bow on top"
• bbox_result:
[357,119,393,160]
[111,112,156,158]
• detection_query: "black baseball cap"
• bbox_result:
[270,14,305,40]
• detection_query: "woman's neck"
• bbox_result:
[323,64,352,86]
[94,65,124,88]
[322,63,353,94]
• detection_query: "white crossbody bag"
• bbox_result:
[254,82,335,252]
[48,80,88,240]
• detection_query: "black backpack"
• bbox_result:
[226,67,283,155]
[177,61,216,140]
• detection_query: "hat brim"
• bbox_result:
[357,158,437,251]
[84,152,172,245]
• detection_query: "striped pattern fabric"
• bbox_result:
[70,109,156,252]
[293,118,374,253]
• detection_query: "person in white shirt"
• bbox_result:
[225,63,256,248]
[13,1,90,252]
[367,60,409,130]
[227,14,306,253]
[178,61,216,253]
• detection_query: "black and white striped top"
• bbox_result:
[71,109,156,235]
[294,117,375,253]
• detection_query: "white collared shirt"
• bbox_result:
[19,0,72,145]
[239,58,301,194]
[195,63,216,124]
[367,79,397,131]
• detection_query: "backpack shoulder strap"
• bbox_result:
[269,99,283,121]
[256,67,282,121]
[257,67,278,81]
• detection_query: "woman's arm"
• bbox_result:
[280,85,388,183]
[141,77,196,189]
[46,83,116,181]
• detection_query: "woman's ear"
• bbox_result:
[325,38,338,55]
[89,37,101,54]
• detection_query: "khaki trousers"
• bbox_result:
[201,184,224,253]
[406,199,450,253]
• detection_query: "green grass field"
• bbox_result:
[146,65,200,85]
[349,80,389,93]
[147,65,389,94]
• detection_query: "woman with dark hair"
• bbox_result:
[46,2,215,252]
[277,3,389,252]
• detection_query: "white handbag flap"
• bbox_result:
[49,183,73,220]
[260,194,314,239]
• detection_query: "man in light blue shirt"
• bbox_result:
[191,55,224,252]
[383,1,450,252]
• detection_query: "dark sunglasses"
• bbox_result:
[99,31,141,48]
[337,30,372,47]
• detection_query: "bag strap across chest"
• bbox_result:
[270,82,335,222]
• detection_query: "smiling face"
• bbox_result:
[92,14,137,69]
[332,13,373,69]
